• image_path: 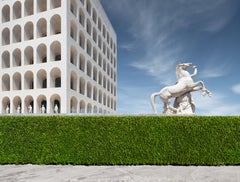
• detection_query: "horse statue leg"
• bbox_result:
[150,92,160,114]
[191,81,212,97]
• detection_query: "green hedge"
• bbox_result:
[0,116,239,165]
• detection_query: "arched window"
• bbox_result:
[98,72,102,85]
[87,82,92,98]
[70,21,77,40]
[103,42,106,55]
[93,86,97,101]
[24,22,34,40]
[2,28,10,45]
[98,17,102,31]
[13,1,22,20]
[70,71,77,91]
[50,41,61,61]
[50,68,61,87]
[87,40,92,56]
[79,8,85,27]
[93,47,97,62]
[93,66,97,82]
[79,54,85,72]
[92,8,97,24]
[2,51,10,68]
[24,96,34,114]
[70,0,77,16]
[87,19,91,35]
[37,95,47,113]
[70,97,77,113]
[51,0,61,9]
[98,35,102,49]
[87,103,92,114]
[79,100,85,113]
[37,0,47,13]
[37,18,47,37]
[103,76,106,89]
[24,0,34,16]
[2,97,10,114]
[13,25,21,43]
[2,5,10,23]
[93,28,97,43]
[87,61,92,77]
[37,44,47,63]
[24,71,34,89]
[79,30,85,49]
[98,53,102,67]
[13,96,22,114]
[79,77,85,95]
[50,94,61,113]
[24,46,34,65]
[37,70,47,88]
[70,46,77,65]
[103,25,106,38]
[12,49,22,67]
[86,0,91,16]
[98,90,102,104]
[13,72,22,90]
[2,74,10,91]
[50,14,61,35]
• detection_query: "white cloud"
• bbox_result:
[115,0,238,84]
[232,84,240,94]
[119,43,135,51]
[192,92,240,115]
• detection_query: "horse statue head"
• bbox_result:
[176,63,192,70]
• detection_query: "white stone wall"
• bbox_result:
[0,0,117,115]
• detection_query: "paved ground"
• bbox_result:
[0,165,239,182]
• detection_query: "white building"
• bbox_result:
[0,0,117,114]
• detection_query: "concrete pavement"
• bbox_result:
[0,165,239,182]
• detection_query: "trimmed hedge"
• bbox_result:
[0,116,239,165]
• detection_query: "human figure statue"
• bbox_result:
[54,104,59,114]
[174,92,195,114]
[71,106,75,113]
[151,63,211,114]
[41,105,46,114]
[6,105,10,114]
[17,105,21,114]
[28,105,33,114]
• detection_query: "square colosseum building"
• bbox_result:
[0,0,117,114]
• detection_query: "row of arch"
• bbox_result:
[70,97,116,114]
[1,94,61,114]
[70,0,116,54]
[1,95,115,114]
[71,23,116,68]
[1,40,61,68]
[1,14,61,46]
[70,73,116,100]
[1,0,61,23]
[2,68,61,91]
[70,47,116,82]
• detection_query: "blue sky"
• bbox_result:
[100,0,240,115]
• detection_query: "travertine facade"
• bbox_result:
[0,0,117,114]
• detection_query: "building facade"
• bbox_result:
[0,0,117,114]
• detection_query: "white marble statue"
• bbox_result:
[28,105,33,114]
[54,104,59,113]
[41,105,46,114]
[17,105,21,114]
[6,105,10,114]
[150,63,211,114]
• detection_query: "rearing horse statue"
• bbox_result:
[150,63,211,114]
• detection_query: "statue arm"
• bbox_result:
[191,66,197,78]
